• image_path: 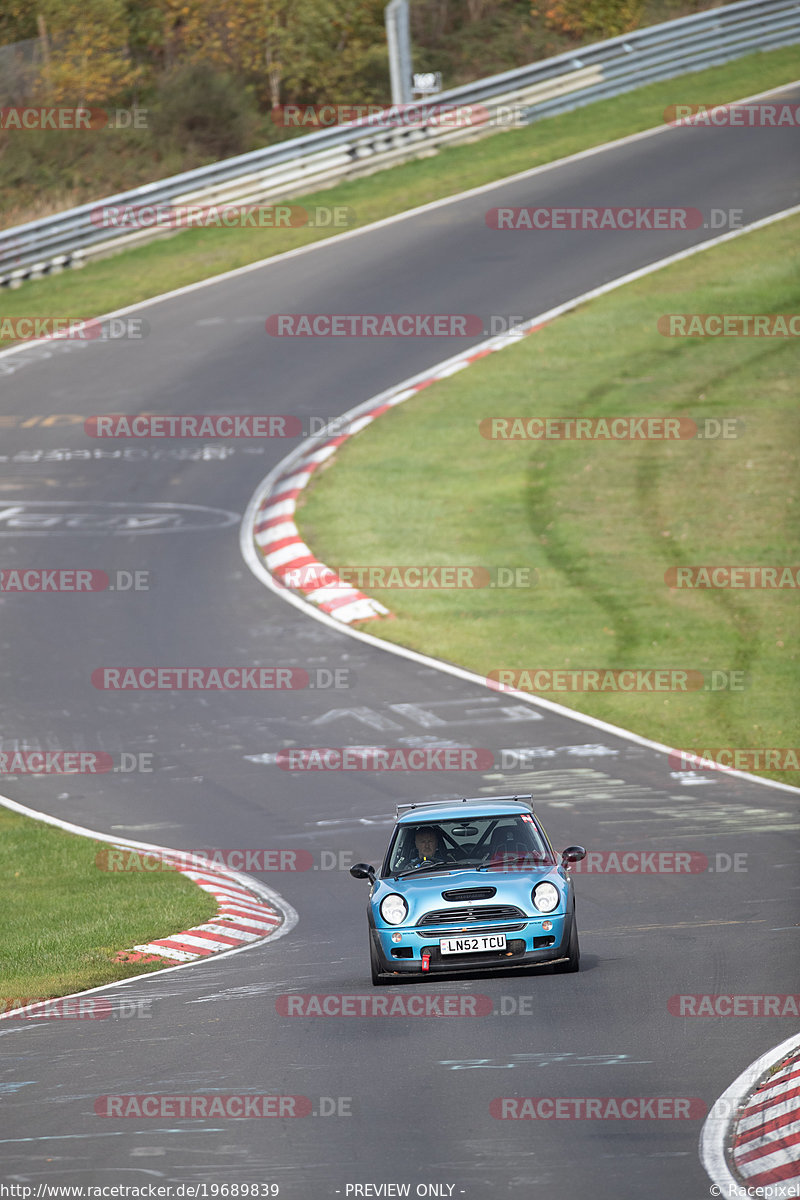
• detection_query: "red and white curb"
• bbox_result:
[247,204,800,628]
[701,1033,800,1195]
[730,1046,800,1192]
[0,794,297,1021]
[252,433,390,623]
[251,324,551,625]
[114,851,283,964]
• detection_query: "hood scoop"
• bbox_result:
[441,886,496,902]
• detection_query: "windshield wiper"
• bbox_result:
[393,857,492,878]
[393,861,458,879]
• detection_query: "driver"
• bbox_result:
[405,825,449,867]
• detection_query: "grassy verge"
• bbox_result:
[1,44,798,343]
[296,215,800,788]
[0,805,218,999]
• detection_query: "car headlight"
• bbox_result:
[380,894,408,925]
[532,882,560,913]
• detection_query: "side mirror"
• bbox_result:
[350,863,376,881]
[561,845,586,865]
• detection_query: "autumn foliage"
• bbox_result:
[533,0,646,40]
[1,0,390,111]
[0,0,658,114]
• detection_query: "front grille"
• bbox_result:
[417,905,526,927]
[441,887,496,902]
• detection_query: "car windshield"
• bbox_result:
[385,813,554,876]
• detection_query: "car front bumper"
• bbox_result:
[371,912,573,974]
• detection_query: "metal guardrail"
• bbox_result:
[1,0,798,287]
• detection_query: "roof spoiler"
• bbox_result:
[395,794,534,818]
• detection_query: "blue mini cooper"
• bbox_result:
[350,794,586,985]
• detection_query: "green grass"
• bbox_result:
[0,806,218,999]
[1,44,798,343]
[296,215,800,788]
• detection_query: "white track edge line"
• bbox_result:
[0,81,797,359]
[0,791,298,1021]
[240,202,800,798]
[700,1031,800,1193]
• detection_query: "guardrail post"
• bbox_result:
[385,0,413,106]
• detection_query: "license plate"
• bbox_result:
[439,933,507,955]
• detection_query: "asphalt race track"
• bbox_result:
[1,87,798,1198]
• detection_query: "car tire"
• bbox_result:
[370,933,389,986]
[552,914,580,973]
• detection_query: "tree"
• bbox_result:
[151,0,387,108]
[0,3,38,45]
[36,0,143,104]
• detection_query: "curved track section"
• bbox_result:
[1,88,798,1198]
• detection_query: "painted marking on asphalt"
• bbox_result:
[0,501,240,535]
[0,446,241,464]
[440,1053,653,1069]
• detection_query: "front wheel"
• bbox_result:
[552,916,580,973]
